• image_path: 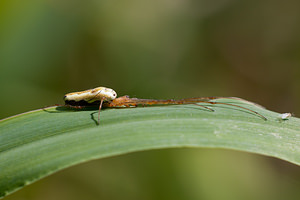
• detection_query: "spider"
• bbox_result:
[61,86,266,125]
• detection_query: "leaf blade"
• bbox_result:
[0,98,299,198]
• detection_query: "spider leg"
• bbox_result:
[206,101,267,120]
[192,103,214,112]
[98,97,105,125]
[87,89,103,103]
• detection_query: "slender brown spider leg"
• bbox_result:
[43,104,86,111]
[192,103,214,112]
[183,97,265,109]
[86,89,103,103]
[84,90,107,125]
[170,98,266,120]
[54,104,65,107]
[206,101,267,120]
[42,104,63,110]
[98,97,105,125]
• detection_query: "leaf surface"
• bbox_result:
[0,98,299,198]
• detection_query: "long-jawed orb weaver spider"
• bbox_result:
[61,86,267,125]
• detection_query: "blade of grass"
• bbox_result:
[0,98,299,198]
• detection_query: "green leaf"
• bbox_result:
[0,98,299,198]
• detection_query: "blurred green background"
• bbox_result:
[1,0,300,199]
